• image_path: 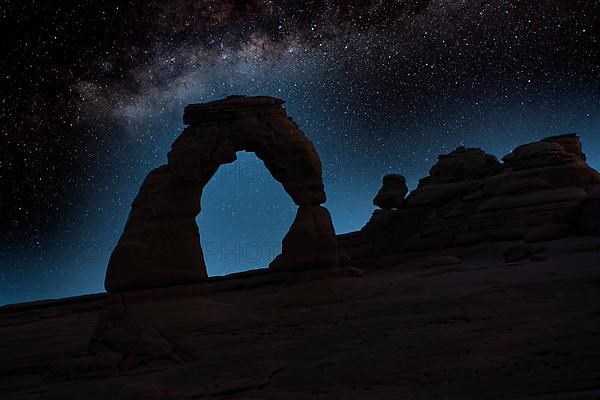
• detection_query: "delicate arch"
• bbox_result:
[105,96,338,292]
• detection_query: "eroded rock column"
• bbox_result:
[104,165,213,293]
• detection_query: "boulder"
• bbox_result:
[373,174,408,209]
[502,136,586,170]
[405,147,500,206]
[542,133,586,161]
[424,146,502,185]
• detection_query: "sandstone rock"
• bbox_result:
[525,223,572,243]
[106,96,338,292]
[339,133,600,267]
[495,177,552,195]
[477,187,587,212]
[424,146,502,185]
[403,230,455,251]
[43,350,124,382]
[361,207,433,256]
[503,244,545,263]
[573,189,600,236]
[502,136,584,170]
[91,351,124,371]
[373,174,408,209]
[338,250,352,266]
[542,133,586,161]
[117,360,288,400]
[415,255,461,268]
[404,147,500,207]
[404,181,476,207]
[374,253,406,268]
[5,236,600,399]
[90,297,180,371]
[270,205,338,270]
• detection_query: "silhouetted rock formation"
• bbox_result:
[105,96,338,293]
[339,134,600,264]
[3,127,600,399]
[270,205,338,270]
[373,174,408,209]
[560,188,600,237]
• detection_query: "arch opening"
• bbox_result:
[197,151,297,276]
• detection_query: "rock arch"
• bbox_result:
[105,96,338,292]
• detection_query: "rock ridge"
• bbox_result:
[340,133,600,264]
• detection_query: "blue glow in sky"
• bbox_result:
[2,0,599,305]
[1,88,598,306]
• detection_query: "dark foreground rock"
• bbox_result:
[1,236,600,399]
[373,174,408,209]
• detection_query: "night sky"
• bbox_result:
[1,0,599,305]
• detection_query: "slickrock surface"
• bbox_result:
[105,96,338,293]
[2,236,600,399]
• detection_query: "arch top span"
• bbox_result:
[105,96,338,293]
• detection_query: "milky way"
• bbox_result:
[1,0,599,304]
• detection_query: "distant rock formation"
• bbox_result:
[339,134,600,264]
[373,174,408,210]
[105,96,338,293]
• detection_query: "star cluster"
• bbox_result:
[1,0,599,304]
